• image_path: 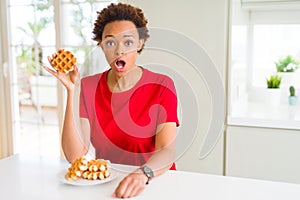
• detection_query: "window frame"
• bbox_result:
[228,0,300,130]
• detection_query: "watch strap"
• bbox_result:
[140,166,154,184]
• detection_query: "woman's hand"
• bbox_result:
[112,122,176,198]
[43,54,80,91]
[113,169,148,198]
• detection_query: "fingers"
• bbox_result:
[45,56,58,75]
[73,65,79,76]
[47,55,52,63]
[120,183,144,198]
[113,173,146,198]
[43,66,57,77]
[47,55,56,67]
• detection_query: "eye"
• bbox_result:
[105,40,115,47]
[124,40,134,47]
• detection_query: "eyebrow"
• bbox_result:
[104,34,135,39]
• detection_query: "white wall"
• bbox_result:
[226,126,300,184]
[122,0,229,175]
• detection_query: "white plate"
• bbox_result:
[58,169,119,186]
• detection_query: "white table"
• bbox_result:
[1,154,300,199]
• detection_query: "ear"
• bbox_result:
[98,41,104,50]
[137,39,145,52]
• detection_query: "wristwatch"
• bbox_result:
[140,166,154,184]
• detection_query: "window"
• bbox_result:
[1,0,115,157]
[228,0,300,129]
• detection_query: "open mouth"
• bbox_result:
[115,60,126,70]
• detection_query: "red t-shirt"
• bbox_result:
[80,68,179,169]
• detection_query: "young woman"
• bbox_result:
[44,3,179,198]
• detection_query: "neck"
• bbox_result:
[108,66,142,92]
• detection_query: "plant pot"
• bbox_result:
[266,88,281,105]
[288,96,297,106]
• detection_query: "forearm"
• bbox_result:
[142,122,177,177]
[143,144,175,177]
[62,88,89,162]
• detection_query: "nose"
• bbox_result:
[114,44,125,56]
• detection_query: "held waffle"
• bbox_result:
[66,156,111,181]
[50,49,76,74]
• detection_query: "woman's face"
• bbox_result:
[100,20,144,76]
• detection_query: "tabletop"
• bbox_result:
[1,154,300,200]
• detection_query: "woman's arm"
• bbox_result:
[142,122,176,176]
[61,88,90,162]
[43,56,90,162]
[113,122,177,198]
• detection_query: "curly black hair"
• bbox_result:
[92,3,150,53]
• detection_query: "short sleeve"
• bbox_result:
[79,74,101,119]
[157,76,180,127]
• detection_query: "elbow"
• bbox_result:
[62,145,88,163]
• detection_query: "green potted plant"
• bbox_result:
[266,74,282,105]
[266,74,282,89]
[275,55,299,73]
[275,55,300,87]
[289,86,297,106]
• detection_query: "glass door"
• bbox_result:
[5,0,114,157]
[8,0,60,156]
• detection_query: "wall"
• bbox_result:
[122,0,229,175]
[226,126,300,184]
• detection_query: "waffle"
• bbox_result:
[66,156,88,180]
[66,156,110,181]
[50,49,76,74]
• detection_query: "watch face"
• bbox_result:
[142,166,154,178]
